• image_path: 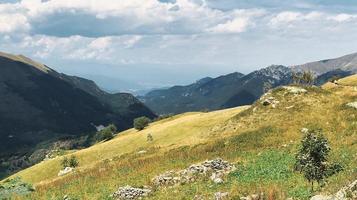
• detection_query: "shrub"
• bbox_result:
[295,128,341,190]
[69,155,79,168]
[147,134,153,142]
[61,156,69,169]
[133,117,151,131]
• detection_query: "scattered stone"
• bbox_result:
[152,158,234,187]
[310,195,334,200]
[58,167,74,176]
[240,193,264,200]
[346,102,357,109]
[214,192,229,200]
[311,179,357,200]
[282,86,307,94]
[335,180,357,199]
[301,128,309,134]
[137,150,147,154]
[112,186,151,200]
[261,96,279,108]
[63,195,71,200]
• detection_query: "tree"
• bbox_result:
[69,155,79,168]
[302,71,315,85]
[295,129,335,191]
[291,72,300,85]
[133,116,151,131]
[94,124,117,142]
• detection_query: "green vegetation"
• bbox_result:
[133,116,151,131]
[61,155,79,169]
[94,124,117,142]
[0,177,34,199]
[295,129,343,191]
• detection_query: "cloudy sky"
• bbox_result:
[1,0,357,90]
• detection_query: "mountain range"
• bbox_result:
[141,53,357,114]
[0,52,155,177]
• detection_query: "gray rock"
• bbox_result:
[112,186,151,200]
[214,192,229,200]
[346,102,357,109]
[58,167,74,176]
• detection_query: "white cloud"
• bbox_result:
[207,17,250,33]
[329,13,357,22]
[0,13,29,33]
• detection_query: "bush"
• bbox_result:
[69,155,79,168]
[147,133,153,142]
[133,116,151,131]
[61,155,79,169]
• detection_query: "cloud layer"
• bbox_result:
[1,0,357,88]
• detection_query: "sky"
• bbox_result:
[1,0,357,90]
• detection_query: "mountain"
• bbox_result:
[6,75,357,200]
[0,52,155,177]
[142,66,293,114]
[141,53,357,115]
[292,52,357,75]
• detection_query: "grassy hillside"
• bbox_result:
[5,76,357,199]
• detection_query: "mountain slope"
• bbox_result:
[292,52,357,75]
[0,52,155,177]
[142,66,293,114]
[7,76,357,200]
[142,53,357,115]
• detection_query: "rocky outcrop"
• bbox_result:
[311,180,357,200]
[152,158,234,187]
[346,102,357,109]
[112,186,151,200]
[282,86,307,94]
[240,193,264,200]
[58,167,74,176]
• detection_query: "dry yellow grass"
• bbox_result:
[9,106,249,184]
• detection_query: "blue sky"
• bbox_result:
[0,0,357,90]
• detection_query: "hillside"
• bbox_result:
[142,61,351,115]
[0,52,156,178]
[293,52,357,75]
[5,75,357,199]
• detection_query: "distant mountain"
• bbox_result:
[142,53,357,115]
[0,52,155,177]
[292,52,357,75]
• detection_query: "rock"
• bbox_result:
[210,172,224,184]
[152,158,234,187]
[335,180,357,200]
[282,86,307,94]
[261,96,279,108]
[346,102,357,109]
[310,195,334,200]
[301,128,309,134]
[112,185,151,200]
[63,195,71,200]
[137,150,147,154]
[58,167,74,176]
[311,180,357,200]
[240,193,264,200]
[214,192,229,200]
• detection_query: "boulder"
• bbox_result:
[112,186,151,200]
[346,102,357,109]
[282,86,307,94]
[58,167,74,176]
[214,192,229,200]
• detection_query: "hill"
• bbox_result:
[5,75,357,199]
[141,53,357,115]
[0,52,156,178]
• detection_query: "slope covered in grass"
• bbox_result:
[5,76,357,199]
